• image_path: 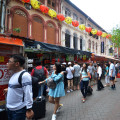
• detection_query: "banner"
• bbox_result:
[101,42,104,53]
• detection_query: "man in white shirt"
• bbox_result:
[109,61,116,90]
[96,63,104,91]
[4,54,34,120]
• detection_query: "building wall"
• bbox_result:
[61,0,109,56]
[5,0,61,45]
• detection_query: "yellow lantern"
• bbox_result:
[31,0,40,9]
[91,29,97,35]
[79,24,86,30]
[48,9,57,18]
[65,17,72,24]
[101,32,107,37]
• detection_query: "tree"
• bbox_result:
[111,25,120,48]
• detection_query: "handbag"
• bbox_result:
[47,77,56,89]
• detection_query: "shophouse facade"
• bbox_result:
[61,0,110,56]
[4,0,62,45]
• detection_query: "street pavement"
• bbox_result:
[40,78,120,120]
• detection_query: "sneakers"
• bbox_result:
[67,90,70,93]
[70,89,73,92]
[51,114,56,120]
[56,104,63,113]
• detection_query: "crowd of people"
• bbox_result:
[3,54,120,120]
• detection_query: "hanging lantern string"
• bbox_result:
[22,0,112,39]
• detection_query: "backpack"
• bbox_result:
[18,71,39,99]
[33,67,46,82]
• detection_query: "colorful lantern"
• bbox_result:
[91,29,97,35]
[40,5,49,14]
[79,24,86,30]
[106,34,112,39]
[101,32,107,37]
[31,0,40,9]
[48,9,57,18]
[57,14,65,22]
[22,0,30,3]
[85,27,92,33]
[72,20,79,27]
[65,17,72,24]
[96,30,102,36]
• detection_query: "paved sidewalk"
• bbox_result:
[40,78,120,120]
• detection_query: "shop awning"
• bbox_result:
[0,37,24,46]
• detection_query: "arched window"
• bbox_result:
[47,0,56,10]
[80,18,84,24]
[88,39,91,51]
[73,33,77,49]
[65,30,71,48]
[32,16,44,42]
[65,8,71,17]
[92,41,94,50]
[80,36,83,50]
[13,9,27,37]
[73,13,78,20]
[96,42,97,52]
[47,22,56,44]
[88,24,91,27]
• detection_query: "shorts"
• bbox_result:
[73,77,80,86]
[67,78,73,81]
[110,77,115,81]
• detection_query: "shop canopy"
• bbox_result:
[10,34,91,57]
[0,36,24,46]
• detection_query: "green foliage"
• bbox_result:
[111,25,120,48]
[13,28,21,33]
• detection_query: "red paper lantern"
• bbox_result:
[72,20,79,27]
[40,5,49,14]
[22,0,30,3]
[106,34,112,39]
[57,14,65,22]
[85,27,92,33]
[96,30,102,36]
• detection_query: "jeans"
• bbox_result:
[7,107,26,120]
[80,80,89,98]
[38,83,45,97]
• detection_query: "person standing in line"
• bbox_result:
[80,63,90,103]
[39,62,65,120]
[61,62,67,89]
[104,63,110,87]
[31,60,48,98]
[109,61,116,90]
[66,62,74,93]
[4,54,34,120]
[88,63,95,86]
[94,65,97,85]
[73,61,80,90]
[96,63,104,91]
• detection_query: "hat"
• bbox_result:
[62,62,66,65]
[68,62,72,65]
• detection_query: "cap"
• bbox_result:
[62,62,66,65]
[68,62,72,65]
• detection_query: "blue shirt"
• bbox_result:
[81,69,89,81]
[109,63,115,77]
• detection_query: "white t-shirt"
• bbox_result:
[66,66,74,79]
[109,63,115,77]
[7,70,33,111]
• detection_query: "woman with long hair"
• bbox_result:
[80,63,90,103]
[39,62,65,120]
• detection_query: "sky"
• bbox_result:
[70,0,120,33]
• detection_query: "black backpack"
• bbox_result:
[18,71,39,99]
[33,67,46,82]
